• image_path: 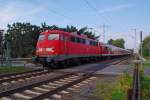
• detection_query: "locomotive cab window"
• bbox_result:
[48,34,59,40]
[38,34,45,41]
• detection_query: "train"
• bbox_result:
[33,30,131,68]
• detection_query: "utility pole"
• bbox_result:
[132,29,137,53]
[99,24,109,43]
[5,40,11,67]
[140,31,143,58]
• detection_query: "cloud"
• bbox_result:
[0,1,45,28]
[76,4,133,15]
[96,4,133,14]
[0,0,75,28]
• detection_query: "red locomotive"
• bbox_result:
[33,30,131,68]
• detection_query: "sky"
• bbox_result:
[0,0,150,50]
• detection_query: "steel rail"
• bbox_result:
[0,73,73,97]
[132,64,140,100]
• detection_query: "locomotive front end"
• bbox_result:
[33,30,61,66]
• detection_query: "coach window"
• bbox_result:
[60,34,64,40]
[105,47,109,51]
[64,36,69,41]
[81,38,83,43]
[86,40,89,45]
[71,36,75,42]
[82,39,85,44]
[96,42,98,46]
[73,37,77,43]
[90,41,93,46]
[89,41,91,45]
[94,42,97,46]
[94,42,96,46]
[92,41,94,45]
[80,38,82,43]
[93,41,95,46]
[77,38,80,43]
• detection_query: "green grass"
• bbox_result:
[111,90,126,100]
[142,63,150,68]
[141,75,150,100]
[94,73,132,100]
[144,57,150,60]
[0,66,31,74]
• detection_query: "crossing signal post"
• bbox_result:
[140,31,143,75]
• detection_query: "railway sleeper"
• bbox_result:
[59,90,71,100]
[48,82,64,87]
[0,74,96,100]
[12,93,32,100]
[24,90,42,96]
[51,94,62,100]
[33,87,50,92]
[0,97,11,100]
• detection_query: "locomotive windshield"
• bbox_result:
[38,34,45,41]
[48,34,59,40]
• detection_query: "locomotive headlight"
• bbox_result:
[39,48,42,52]
[46,48,54,52]
[36,48,42,52]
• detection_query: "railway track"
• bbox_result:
[0,69,43,78]
[0,56,127,84]
[0,72,97,100]
[0,57,129,100]
[0,69,52,85]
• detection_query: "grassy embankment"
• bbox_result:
[142,62,150,68]
[0,66,31,74]
[94,73,132,100]
[141,62,150,100]
[141,75,150,100]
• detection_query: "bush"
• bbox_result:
[111,90,125,100]
[94,73,132,100]
[141,75,150,100]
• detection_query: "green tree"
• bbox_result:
[107,38,114,44]
[5,22,40,57]
[66,25,78,32]
[139,35,150,58]
[107,38,125,48]
[78,27,99,39]
[41,22,61,31]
